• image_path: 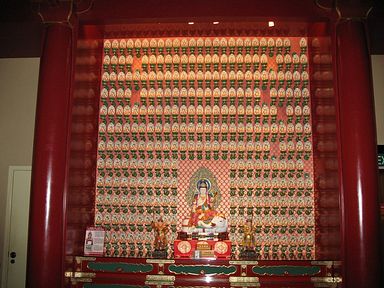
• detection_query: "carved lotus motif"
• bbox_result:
[261,105,269,116]
[300,37,307,48]
[296,141,304,152]
[304,123,312,134]
[279,142,287,152]
[225,105,234,116]
[99,105,107,116]
[283,38,290,48]
[218,123,227,133]
[171,141,178,151]
[293,71,301,81]
[125,72,133,82]
[123,123,130,133]
[292,53,300,64]
[303,105,311,115]
[255,141,262,152]
[126,39,134,48]
[163,105,171,115]
[104,39,111,49]
[229,141,237,151]
[126,55,133,65]
[163,123,171,133]
[294,106,302,116]
[286,105,294,116]
[171,123,179,132]
[304,141,312,152]
[141,39,149,49]
[107,106,115,116]
[172,38,180,48]
[102,72,109,82]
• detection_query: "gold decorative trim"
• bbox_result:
[146,259,175,264]
[252,265,322,276]
[333,261,342,266]
[65,271,96,284]
[145,274,175,285]
[65,271,96,278]
[230,283,260,287]
[77,0,95,15]
[145,281,175,286]
[334,2,373,20]
[75,256,96,264]
[311,261,333,268]
[229,276,259,283]
[229,260,258,265]
[72,278,93,284]
[35,0,74,27]
[146,275,175,282]
[314,0,332,11]
[314,283,338,288]
[168,264,237,276]
[311,277,342,283]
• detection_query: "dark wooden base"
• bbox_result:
[151,249,168,259]
[239,248,257,260]
[65,256,342,287]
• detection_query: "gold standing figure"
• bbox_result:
[242,218,255,250]
[152,217,168,250]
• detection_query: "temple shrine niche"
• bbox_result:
[27,1,383,285]
[96,35,316,261]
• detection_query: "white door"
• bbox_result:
[2,166,31,288]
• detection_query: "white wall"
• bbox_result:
[0,58,39,285]
[372,55,384,145]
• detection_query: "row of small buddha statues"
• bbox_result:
[99,103,310,116]
[98,114,310,129]
[239,218,312,259]
[101,87,311,99]
[96,151,311,163]
[97,140,312,156]
[103,37,307,56]
[101,74,309,92]
[95,192,313,210]
[98,120,309,133]
[96,171,314,187]
[97,156,311,170]
[102,59,308,75]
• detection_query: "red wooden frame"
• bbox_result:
[27,1,382,287]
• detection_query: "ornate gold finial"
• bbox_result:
[33,0,75,26]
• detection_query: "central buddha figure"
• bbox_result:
[181,167,228,234]
[189,179,217,227]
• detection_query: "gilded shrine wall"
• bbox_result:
[95,37,315,260]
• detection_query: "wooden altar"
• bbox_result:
[65,257,341,287]
[26,1,382,288]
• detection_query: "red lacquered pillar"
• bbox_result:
[336,20,382,288]
[27,23,73,287]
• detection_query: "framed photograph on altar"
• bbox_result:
[84,227,105,256]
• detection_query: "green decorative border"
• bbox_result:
[252,265,321,276]
[168,264,236,275]
[84,285,150,288]
[87,262,153,273]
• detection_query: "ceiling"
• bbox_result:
[0,0,383,57]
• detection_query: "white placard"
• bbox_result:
[84,227,105,256]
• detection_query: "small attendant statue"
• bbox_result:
[240,218,257,259]
[151,217,168,258]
